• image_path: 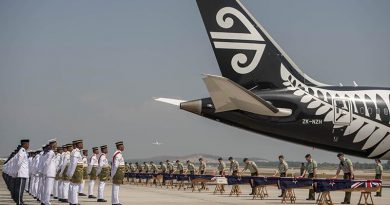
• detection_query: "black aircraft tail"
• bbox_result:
[196,0,326,89]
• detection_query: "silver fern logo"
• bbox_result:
[210,7,266,74]
[280,65,390,158]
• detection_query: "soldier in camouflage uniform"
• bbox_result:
[176,160,184,174]
[217,158,226,192]
[374,159,383,197]
[125,162,131,182]
[186,160,196,175]
[228,157,239,176]
[143,162,151,185]
[301,154,317,200]
[197,158,207,190]
[241,158,259,195]
[217,157,226,176]
[159,161,167,185]
[167,160,175,174]
[136,162,142,173]
[274,155,288,197]
[150,161,158,174]
[143,162,150,173]
[198,158,206,174]
[150,161,158,185]
[160,162,167,174]
[334,153,354,204]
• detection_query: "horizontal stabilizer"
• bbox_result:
[202,75,292,117]
[154,98,185,106]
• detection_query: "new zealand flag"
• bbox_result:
[279,177,313,189]
[226,176,252,185]
[315,179,382,192]
[175,174,190,181]
[163,174,176,180]
[189,175,215,181]
[137,173,153,179]
[252,177,280,186]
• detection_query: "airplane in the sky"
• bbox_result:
[152,139,164,146]
[156,0,390,159]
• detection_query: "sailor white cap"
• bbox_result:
[48,138,57,144]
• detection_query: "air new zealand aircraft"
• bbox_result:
[156,0,390,159]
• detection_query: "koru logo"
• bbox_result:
[210,7,266,74]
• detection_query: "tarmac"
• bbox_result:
[1,177,390,205]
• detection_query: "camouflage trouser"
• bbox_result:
[308,173,315,200]
[250,172,258,194]
[343,173,352,203]
[375,174,382,196]
[280,173,286,196]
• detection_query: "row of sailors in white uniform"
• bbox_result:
[4,139,126,205]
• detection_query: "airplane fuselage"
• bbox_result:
[193,85,390,159]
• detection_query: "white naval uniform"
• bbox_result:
[111,150,125,205]
[60,151,70,200]
[78,155,88,194]
[37,151,47,201]
[88,153,98,196]
[57,152,65,199]
[96,153,109,200]
[26,156,33,192]
[67,148,83,204]
[31,153,41,197]
[15,147,29,205]
[27,156,33,192]
[52,152,61,198]
[43,149,56,205]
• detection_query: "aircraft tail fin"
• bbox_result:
[196,0,326,89]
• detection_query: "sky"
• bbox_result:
[0,0,389,163]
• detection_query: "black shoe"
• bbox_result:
[97,199,107,202]
[62,199,68,203]
[41,203,45,205]
[89,195,97,199]
[54,197,58,199]
[306,198,315,200]
[78,193,87,196]
[341,202,350,204]
[278,195,283,197]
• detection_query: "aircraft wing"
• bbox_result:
[202,74,292,117]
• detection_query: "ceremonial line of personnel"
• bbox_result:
[2,139,126,205]
[2,139,384,205]
[125,154,383,205]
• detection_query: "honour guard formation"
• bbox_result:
[1,138,387,205]
[2,139,126,205]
